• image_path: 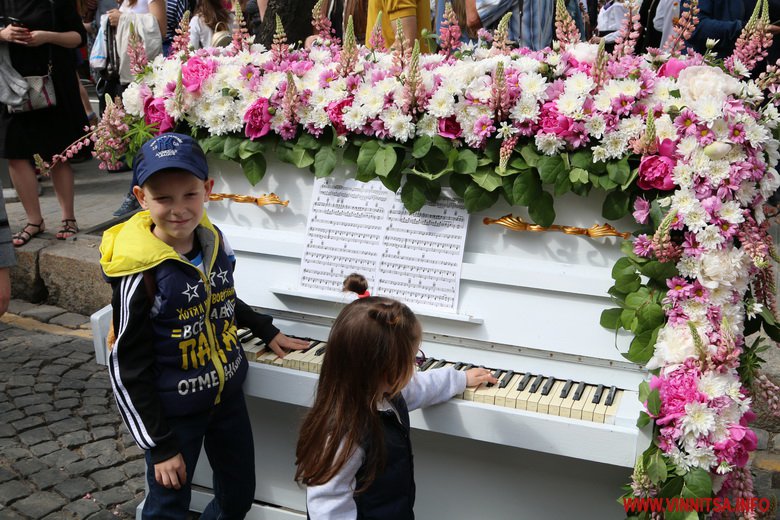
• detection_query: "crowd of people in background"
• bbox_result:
[1,0,780,262]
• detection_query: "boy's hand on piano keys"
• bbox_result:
[267,333,311,358]
[465,368,498,388]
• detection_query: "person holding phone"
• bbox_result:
[0,1,88,247]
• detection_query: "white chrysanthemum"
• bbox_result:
[465,75,492,103]
[760,167,780,198]
[741,81,764,103]
[374,77,398,96]
[677,255,702,279]
[698,248,748,290]
[592,145,609,162]
[706,160,731,185]
[555,91,584,117]
[618,79,641,97]
[592,91,612,112]
[416,114,437,136]
[671,188,698,213]
[343,104,367,131]
[122,83,144,117]
[685,445,717,470]
[683,205,708,233]
[682,300,709,327]
[735,181,758,206]
[519,72,548,100]
[698,371,733,399]
[535,133,565,155]
[602,132,628,158]
[382,108,414,142]
[496,121,517,139]
[745,120,770,147]
[618,116,644,139]
[762,104,780,130]
[584,115,606,139]
[696,225,726,250]
[692,96,723,124]
[427,90,456,118]
[645,325,699,370]
[655,114,677,142]
[514,56,542,74]
[509,96,540,123]
[682,401,716,438]
[672,162,694,187]
[308,47,330,64]
[361,91,385,118]
[668,446,691,472]
[718,201,744,224]
[676,136,699,158]
[564,72,593,96]
[764,138,780,166]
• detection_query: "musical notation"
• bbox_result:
[299,178,469,311]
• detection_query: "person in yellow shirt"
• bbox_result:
[365,0,431,52]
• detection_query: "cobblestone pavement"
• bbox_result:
[0,314,145,519]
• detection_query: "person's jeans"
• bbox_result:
[141,391,256,520]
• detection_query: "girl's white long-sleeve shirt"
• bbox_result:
[305,367,467,520]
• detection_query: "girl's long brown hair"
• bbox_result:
[295,297,420,491]
[195,0,232,31]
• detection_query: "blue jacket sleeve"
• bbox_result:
[688,0,743,55]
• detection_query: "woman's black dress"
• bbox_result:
[0,0,87,160]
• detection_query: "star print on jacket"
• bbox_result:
[216,267,230,284]
[182,282,200,302]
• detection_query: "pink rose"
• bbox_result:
[438,116,462,139]
[657,58,689,79]
[143,97,174,134]
[244,97,274,140]
[181,57,217,93]
[638,139,677,191]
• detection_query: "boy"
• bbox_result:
[100,133,309,519]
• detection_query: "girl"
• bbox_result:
[295,297,496,519]
[189,0,240,50]
[342,272,370,298]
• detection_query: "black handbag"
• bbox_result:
[95,19,122,115]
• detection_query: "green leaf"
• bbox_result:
[512,171,542,206]
[454,149,478,174]
[412,135,433,158]
[659,476,684,499]
[640,261,679,284]
[614,274,641,294]
[570,149,595,171]
[223,135,243,160]
[374,146,397,177]
[569,167,589,183]
[400,175,429,214]
[380,169,403,193]
[199,135,226,154]
[624,328,658,364]
[637,303,665,332]
[501,177,516,206]
[483,139,501,163]
[313,147,338,178]
[296,133,320,150]
[636,411,651,428]
[238,139,265,160]
[600,308,623,329]
[240,154,266,185]
[603,190,631,220]
[471,166,502,192]
[528,190,555,227]
[342,143,359,164]
[553,172,572,196]
[607,157,631,185]
[420,146,449,175]
[288,146,315,168]
[763,322,780,342]
[463,182,500,213]
[449,173,470,198]
[621,309,637,330]
[625,287,652,310]
[432,135,454,153]
[638,381,650,403]
[519,144,540,167]
[683,469,712,498]
[646,388,661,416]
[646,450,667,484]
[537,155,566,184]
[508,156,529,170]
[357,140,380,177]
[598,175,618,190]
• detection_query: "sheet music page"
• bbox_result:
[299,177,469,312]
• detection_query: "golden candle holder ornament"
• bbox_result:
[209,192,289,207]
[483,214,631,240]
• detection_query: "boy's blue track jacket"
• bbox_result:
[100,211,278,463]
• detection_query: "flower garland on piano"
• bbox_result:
[49,0,780,515]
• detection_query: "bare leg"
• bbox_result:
[8,159,45,246]
[77,73,93,117]
[49,160,76,222]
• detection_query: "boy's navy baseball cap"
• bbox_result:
[133,133,209,186]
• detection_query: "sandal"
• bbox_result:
[12,221,45,247]
[56,219,79,240]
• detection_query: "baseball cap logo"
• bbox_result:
[150,134,184,158]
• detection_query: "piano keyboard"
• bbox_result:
[238,329,625,425]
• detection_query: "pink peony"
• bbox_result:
[244,97,274,140]
[657,57,690,79]
[326,97,352,136]
[438,116,462,139]
[143,97,174,134]
[181,56,217,93]
[637,139,677,191]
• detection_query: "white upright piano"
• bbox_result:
[93,156,650,520]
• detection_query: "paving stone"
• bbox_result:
[754,428,770,451]
[77,405,108,418]
[18,426,53,445]
[97,450,123,467]
[7,387,32,397]
[66,458,101,477]
[0,506,26,519]
[14,393,50,408]
[33,383,54,393]
[84,379,111,390]
[40,448,80,468]
[120,459,145,479]
[86,509,123,520]
[123,445,143,461]
[12,457,47,476]
[44,410,72,423]
[42,511,72,520]
[91,426,116,441]
[38,374,62,384]
[60,378,86,390]
[82,388,108,398]
[63,498,102,519]
[0,466,17,484]
[30,440,60,457]
[0,479,34,504]
[13,491,67,518]
[19,305,68,322]
[91,467,126,489]
[0,424,16,437]
[61,430,92,449]
[7,299,37,315]
[0,446,31,461]
[117,495,143,517]
[91,487,134,507]
[49,417,87,436]
[54,476,97,501]
[25,403,55,415]
[12,415,43,432]
[49,312,91,329]
[6,374,35,387]
[41,364,71,377]
[125,476,145,495]
[0,410,24,423]
[55,389,80,400]
[29,467,70,489]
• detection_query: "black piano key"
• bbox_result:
[499,370,515,389]
[529,375,545,393]
[238,329,254,341]
[592,384,605,404]
[541,377,556,396]
[560,379,574,399]
[485,369,503,388]
[308,340,322,349]
[461,363,474,371]
[314,346,326,356]
[516,372,532,391]
[453,362,465,370]
[573,381,587,401]
[605,385,618,406]
[433,360,448,369]
[419,358,437,371]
